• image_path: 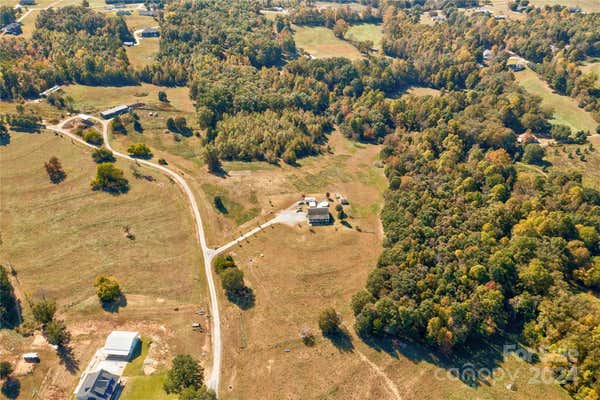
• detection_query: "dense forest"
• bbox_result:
[0,6,134,99]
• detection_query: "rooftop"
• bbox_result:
[103,331,139,357]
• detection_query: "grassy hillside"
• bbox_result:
[293,26,362,60]
[514,67,598,132]
[345,23,383,47]
[0,131,208,398]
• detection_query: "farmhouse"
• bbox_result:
[517,131,539,144]
[138,9,157,16]
[140,27,159,37]
[74,369,120,400]
[102,331,140,360]
[307,202,330,225]
[2,22,22,36]
[100,105,130,119]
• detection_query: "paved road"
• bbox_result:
[47,115,224,392]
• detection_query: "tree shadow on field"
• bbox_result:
[361,334,517,388]
[227,287,255,310]
[324,327,354,353]
[58,345,80,374]
[1,377,20,399]
[101,294,127,313]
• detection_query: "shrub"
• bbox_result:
[158,91,168,102]
[127,143,152,159]
[32,299,56,325]
[94,276,121,303]
[91,147,115,163]
[214,255,236,274]
[83,129,103,145]
[522,143,545,165]
[0,361,13,379]
[318,307,341,335]
[111,116,127,134]
[44,320,70,347]
[220,268,244,293]
[44,156,66,184]
[91,163,129,194]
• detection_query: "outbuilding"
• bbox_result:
[100,105,130,119]
[102,331,140,360]
[23,352,39,362]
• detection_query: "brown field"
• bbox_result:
[0,130,209,399]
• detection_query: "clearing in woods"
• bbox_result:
[514,67,598,133]
[0,130,208,399]
[293,26,363,61]
[545,135,600,190]
[345,23,383,47]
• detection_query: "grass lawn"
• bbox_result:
[514,67,598,133]
[126,38,160,69]
[121,374,177,400]
[529,0,600,12]
[123,338,151,377]
[0,131,209,398]
[345,23,383,47]
[293,26,362,61]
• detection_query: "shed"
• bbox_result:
[74,369,120,400]
[102,331,140,360]
[100,105,130,119]
[19,0,36,5]
[23,352,39,362]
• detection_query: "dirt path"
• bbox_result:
[46,115,309,396]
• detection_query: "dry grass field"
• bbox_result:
[529,0,600,12]
[293,26,363,61]
[514,67,598,133]
[315,1,368,11]
[0,131,209,399]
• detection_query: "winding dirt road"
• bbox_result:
[47,114,305,395]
